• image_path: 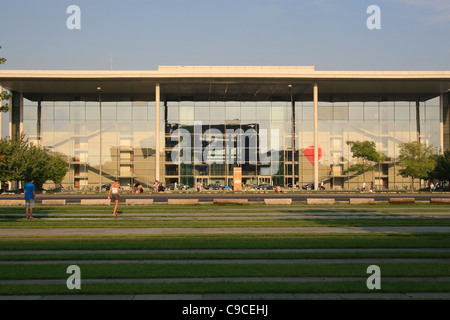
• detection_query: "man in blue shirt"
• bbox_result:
[24,178,36,220]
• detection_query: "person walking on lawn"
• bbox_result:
[24,178,36,220]
[108,179,121,217]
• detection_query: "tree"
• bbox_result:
[344,140,385,183]
[0,147,5,165]
[0,45,12,112]
[431,150,450,184]
[47,155,69,185]
[21,143,54,189]
[398,141,436,192]
[0,134,28,182]
[0,134,68,189]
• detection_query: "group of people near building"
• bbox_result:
[361,182,375,193]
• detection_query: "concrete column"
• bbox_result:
[19,93,23,134]
[440,93,444,154]
[11,91,23,139]
[8,91,11,139]
[313,83,319,191]
[37,100,42,147]
[155,83,160,182]
[9,104,11,139]
[416,101,421,143]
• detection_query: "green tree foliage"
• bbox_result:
[344,140,385,182]
[398,141,436,192]
[47,155,69,184]
[0,134,28,182]
[431,150,450,184]
[0,45,12,112]
[0,134,68,189]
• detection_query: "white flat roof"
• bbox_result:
[1,66,450,78]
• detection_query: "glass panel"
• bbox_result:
[166,165,179,175]
[210,164,226,175]
[72,121,86,139]
[226,101,240,121]
[167,102,179,123]
[379,101,394,121]
[86,102,100,120]
[319,106,332,120]
[272,103,288,122]
[133,106,148,121]
[241,101,256,121]
[70,101,86,120]
[257,102,271,121]
[349,102,363,120]
[133,122,149,147]
[208,101,224,120]
[23,120,37,138]
[55,102,70,120]
[102,102,117,121]
[41,102,54,120]
[302,101,313,120]
[117,102,133,120]
[426,106,440,120]
[395,101,410,121]
[41,120,55,147]
[181,176,194,187]
[181,164,193,175]
[23,106,37,120]
[364,102,379,121]
[425,97,441,120]
[195,104,210,122]
[179,102,195,123]
[395,121,410,144]
[333,105,348,121]
[23,98,36,107]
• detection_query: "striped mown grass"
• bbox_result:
[0,204,449,299]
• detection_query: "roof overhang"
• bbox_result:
[1,66,449,102]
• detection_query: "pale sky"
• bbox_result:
[0,0,449,71]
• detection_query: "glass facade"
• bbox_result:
[19,94,441,191]
[22,99,163,190]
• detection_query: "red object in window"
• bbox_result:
[303,146,323,166]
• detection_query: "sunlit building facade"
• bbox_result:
[1,66,449,190]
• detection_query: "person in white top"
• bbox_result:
[108,179,121,217]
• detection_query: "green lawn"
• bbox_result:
[3,281,450,296]
[1,234,450,249]
[2,251,450,261]
[0,218,449,228]
[1,261,450,280]
[0,204,449,298]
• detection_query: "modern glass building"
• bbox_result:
[1,66,449,190]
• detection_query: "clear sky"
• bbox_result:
[0,0,449,71]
